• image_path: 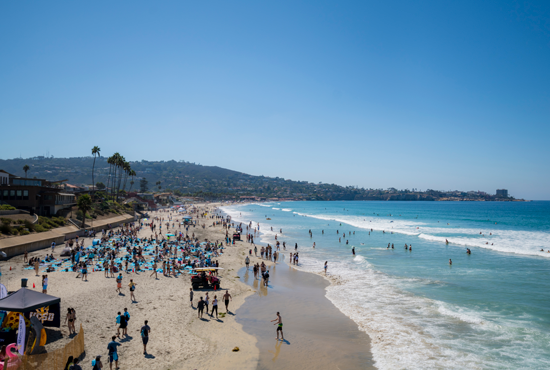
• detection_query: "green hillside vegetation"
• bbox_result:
[0,157,517,201]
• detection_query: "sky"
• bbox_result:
[0,1,549,199]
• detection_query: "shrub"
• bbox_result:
[24,220,35,231]
[1,218,11,225]
[33,225,46,232]
[0,205,16,210]
[0,224,11,234]
[20,230,30,235]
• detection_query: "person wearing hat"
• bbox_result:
[92,355,103,370]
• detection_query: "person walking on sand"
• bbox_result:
[271,312,284,341]
[223,290,232,313]
[123,308,130,336]
[150,261,158,279]
[211,295,218,319]
[189,288,194,307]
[116,311,126,337]
[204,293,210,315]
[34,259,39,276]
[245,256,250,269]
[141,320,151,355]
[116,273,123,294]
[197,297,205,318]
[324,261,328,275]
[128,279,137,302]
[107,336,120,370]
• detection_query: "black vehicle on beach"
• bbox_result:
[191,268,221,290]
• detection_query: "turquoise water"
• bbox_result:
[222,201,550,370]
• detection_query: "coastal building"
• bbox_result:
[0,170,9,186]
[0,170,76,216]
[496,189,508,198]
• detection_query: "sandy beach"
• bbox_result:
[0,202,375,369]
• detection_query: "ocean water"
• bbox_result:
[221,201,550,370]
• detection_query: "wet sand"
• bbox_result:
[237,260,375,370]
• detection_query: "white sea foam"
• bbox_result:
[291,211,550,258]
[281,208,293,212]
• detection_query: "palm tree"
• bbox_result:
[107,155,116,199]
[23,165,30,178]
[122,161,131,192]
[128,170,136,193]
[115,154,125,201]
[91,146,101,198]
[77,194,92,228]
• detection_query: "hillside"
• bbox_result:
[0,157,518,201]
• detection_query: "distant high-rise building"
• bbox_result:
[496,189,508,197]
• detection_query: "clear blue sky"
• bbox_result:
[1,1,549,199]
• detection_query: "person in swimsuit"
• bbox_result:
[324,261,328,275]
[223,290,232,313]
[271,312,284,341]
[128,280,137,302]
[65,307,76,335]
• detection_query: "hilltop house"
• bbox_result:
[0,170,76,216]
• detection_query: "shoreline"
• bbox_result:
[220,203,377,369]
[236,260,376,369]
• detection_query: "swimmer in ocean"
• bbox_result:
[352,247,355,255]
[466,248,471,255]
[449,259,452,265]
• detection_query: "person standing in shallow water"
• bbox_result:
[271,312,284,341]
